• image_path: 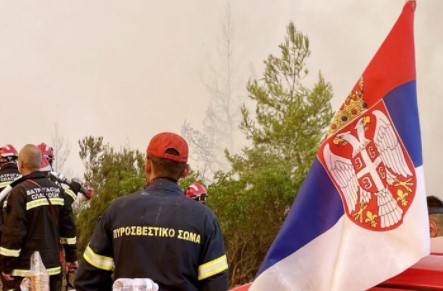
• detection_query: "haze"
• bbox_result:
[1,1,441,198]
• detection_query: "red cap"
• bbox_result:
[147,132,188,163]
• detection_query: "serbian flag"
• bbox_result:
[250,1,429,290]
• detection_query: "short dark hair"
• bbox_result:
[149,153,186,182]
[427,196,443,208]
[427,195,443,215]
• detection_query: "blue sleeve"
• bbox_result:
[74,208,114,290]
[198,214,229,291]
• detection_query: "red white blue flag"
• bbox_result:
[250,1,429,290]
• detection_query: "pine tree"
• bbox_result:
[209,22,334,286]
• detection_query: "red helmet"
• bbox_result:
[37,143,54,165]
[185,182,207,203]
[40,156,52,172]
[0,144,18,163]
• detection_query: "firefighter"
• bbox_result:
[0,144,21,233]
[38,147,87,290]
[37,143,55,169]
[0,145,21,289]
[0,145,21,239]
[0,144,21,204]
[185,182,208,204]
[427,196,443,253]
[37,143,86,205]
[427,195,443,238]
[0,144,77,291]
[75,132,228,291]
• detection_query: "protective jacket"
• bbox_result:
[0,162,21,233]
[0,163,20,192]
[75,178,228,291]
[0,171,77,277]
[46,172,78,205]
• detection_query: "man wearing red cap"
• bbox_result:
[75,132,229,291]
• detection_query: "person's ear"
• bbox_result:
[145,157,152,174]
[430,219,438,238]
[17,159,23,174]
[180,164,190,179]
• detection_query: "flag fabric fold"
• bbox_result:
[250,1,429,290]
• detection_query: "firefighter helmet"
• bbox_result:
[0,144,18,164]
[40,156,52,172]
[185,182,207,203]
[37,143,54,166]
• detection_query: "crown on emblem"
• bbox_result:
[327,77,367,137]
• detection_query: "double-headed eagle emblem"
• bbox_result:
[322,108,416,230]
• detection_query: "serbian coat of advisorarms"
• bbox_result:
[319,78,416,231]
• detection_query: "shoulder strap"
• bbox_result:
[26,179,64,263]
[26,179,59,227]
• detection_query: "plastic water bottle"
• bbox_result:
[112,278,159,291]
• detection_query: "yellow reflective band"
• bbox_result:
[12,266,61,277]
[47,266,62,275]
[26,199,48,210]
[198,254,228,280]
[0,181,11,188]
[11,269,29,277]
[0,247,20,257]
[60,237,77,245]
[84,245,114,271]
[65,189,77,201]
[26,197,64,210]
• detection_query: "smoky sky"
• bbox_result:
[1,0,441,197]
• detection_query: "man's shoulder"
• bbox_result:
[107,190,146,207]
[182,198,219,219]
[33,176,62,190]
[0,167,19,175]
[0,167,20,181]
[12,175,61,193]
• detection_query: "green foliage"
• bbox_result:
[75,136,145,257]
[72,22,333,288]
[179,169,204,190]
[209,22,333,286]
